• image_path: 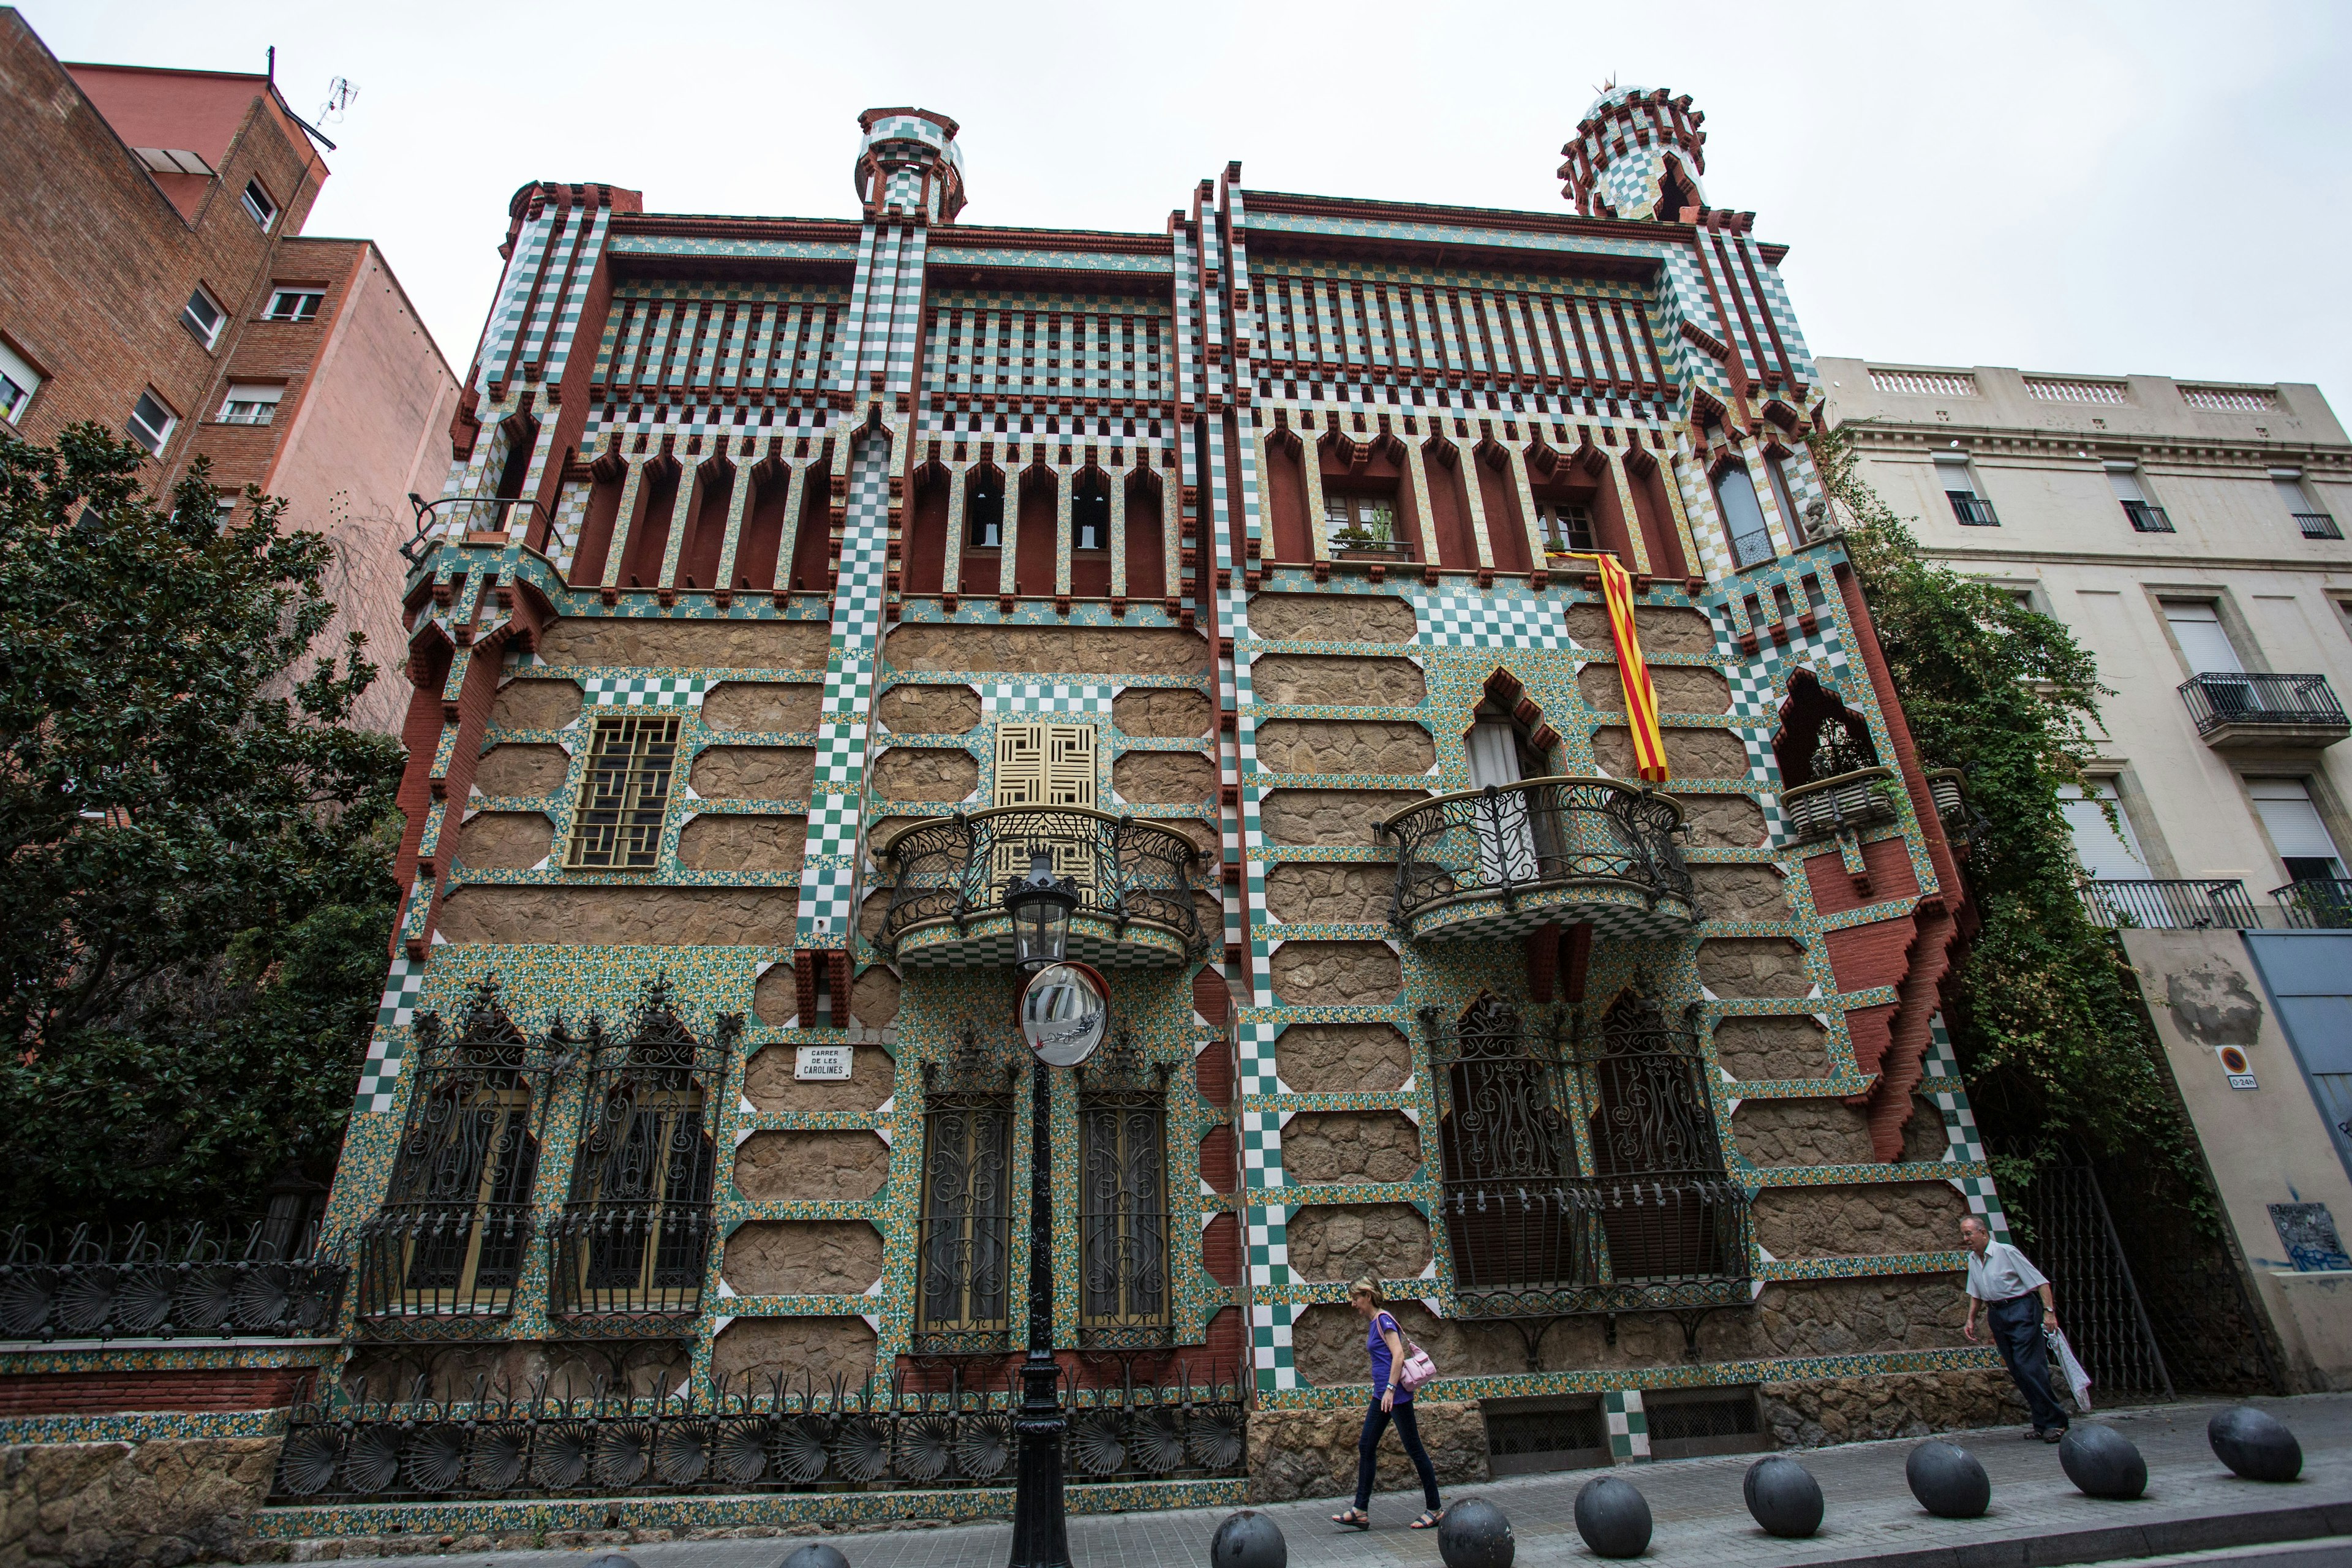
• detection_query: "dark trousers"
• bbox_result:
[1354,1396,1441,1512]
[1987,1294,2070,1431]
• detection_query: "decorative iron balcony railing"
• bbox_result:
[2178,672,2350,740]
[2122,500,2174,533]
[1781,766,1901,842]
[0,1223,345,1343]
[2273,878,2352,930]
[1947,494,2000,527]
[1378,778,1694,941]
[401,495,553,565]
[268,1365,1249,1502]
[352,1203,535,1335]
[546,1200,715,1329]
[2294,512,2342,541]
[2076,878,2259,931]
[876,807,1204,962]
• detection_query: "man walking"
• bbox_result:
[1959,1215,2070,1441]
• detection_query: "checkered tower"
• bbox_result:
[1558,84,1708,222]
[853,106,966,224]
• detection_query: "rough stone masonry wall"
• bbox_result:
[2,1436,282,1568]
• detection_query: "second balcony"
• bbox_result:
[876,807,1207,968]
[1377,778,1696,942]
[2180,672,2350,750]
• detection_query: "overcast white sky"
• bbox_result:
[28,1,2352,410]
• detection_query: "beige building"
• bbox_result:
[1822,357,2352,1387]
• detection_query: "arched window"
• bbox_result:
[356,979,549,1324]
[1713,459,1774,569]
[915,1037,1016,1354]
[1434,994,1577,1306]
[1581,992,1747,1292]
[967,468,1005,549]
[1076,1040,1170,1346]
[549,982,732,1324]
[1072,469,1111,553]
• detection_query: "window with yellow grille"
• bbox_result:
[992,722,1097,885]
[566,714,679,870]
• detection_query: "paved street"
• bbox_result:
[310,1395,2352,1568]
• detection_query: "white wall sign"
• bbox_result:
[2216,1045,2258,1091]
[796,1044,853,1081]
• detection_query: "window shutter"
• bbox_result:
[2162,601,2244,675]
[2251,779,2342,864]
[1932,454,1975,494]
[2059,782,2146,880]
[2106,465,2148,504]
[992,722,1098,884]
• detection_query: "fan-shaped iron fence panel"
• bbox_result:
[0,1222,345,1343]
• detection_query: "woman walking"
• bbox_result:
[1331,1277,1443,1531]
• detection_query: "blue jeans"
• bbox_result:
[1353,1396,1441,1512]
[1988,1294,2070,1432]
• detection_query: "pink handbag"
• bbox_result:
[1398,1341,1438,1392]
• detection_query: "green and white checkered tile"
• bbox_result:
[354,956,427,1113]
[1251,1300,1299,1392]
[1240,1108,1287,1189]
[581,675,708,708]
[982,683,1117,715]
[1604,1388,1651,1461]
[1925,1012,2010,1243]
[1411,589,1570,650]
[1237,1019,1284,1096]
[1246,1202,1291,1287]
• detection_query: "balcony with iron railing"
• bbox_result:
[2295,512,2343,541]
[546,1200,715,1332]
[2178,672,2351,750]
[2076,879,2260,931]
[2122,500,2174,533]
[1947,493,2000,527]
[352,1204,535,1338]
[400,494,557,566]
[878,807,1205,967]
[1376,778,1695,943]
[2272,878,2352,929]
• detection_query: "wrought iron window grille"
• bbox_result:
[914,1030,1019,1357]
[548,982,739,1332]
[565,714,680,870]
[1424,991,1751,1334]
[0,1221,346,1343]
[1076,1035,1172,1346]
[269,1362,1248,1502]
[354,978,556,1336]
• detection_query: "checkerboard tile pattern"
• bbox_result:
[1924,1012,2010,1244]
[1251,1301,1298,1393]
[1237,1019,1283,1097]
[1246,1204,1291,1287]
[1604,1388,1651,1461]
[581,675,709,708]
[1411,589,1570,650]
[1240,1109,1287,1189]
[982,683,1118,715]
[353,956,426,1114]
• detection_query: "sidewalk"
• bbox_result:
[312,1395,2352,1568]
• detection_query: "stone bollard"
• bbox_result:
[2059,1426,2147,1501]
[1435,1497,1514,1568]
[1742,1455,1823,1539]
[1905,1440,1990,1519]
[782,1546,851,1568]
[1210,1509,1287,1568]
[2209,1407,2303,1483]
[1573,1475,1652,1559]
[582,1556,642,1568]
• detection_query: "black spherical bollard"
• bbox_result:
[1742,1455,1824,1539]
[1210,1510,1287,1568]
[780,1548,848,1568]
[1573,1475,1652,1559]
[1435,1497,1514,1568]
[1905,1440,1991,1520]
[582,1556,642,1568]
[2059,1426,2148,1501]
[2209,1406,2304,1483]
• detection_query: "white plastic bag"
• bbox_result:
[2046,1327,2093,1412]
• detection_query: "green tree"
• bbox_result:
[0,425,405,1229]
[1808,424,2206,1204]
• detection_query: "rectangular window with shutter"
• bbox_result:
[2162,601,2244,676]
[2250,778,2343,882]
[2059,781,2147,881]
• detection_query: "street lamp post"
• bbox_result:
[1004,848,1082,1568]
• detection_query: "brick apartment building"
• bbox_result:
[0,8,458,730]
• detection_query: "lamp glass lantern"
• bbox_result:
[1005,846,1080,970]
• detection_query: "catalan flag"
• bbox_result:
[1567,554,1670,782]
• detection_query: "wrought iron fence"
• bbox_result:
[2178,671,2350,736]
[2078,878,2260,930]
[2024,1160,2172,1403]
[1378,779,1692,933]
[876,808,1204,954]
[401,496,554,565]
[1781,767,1899,842]
[0,1222,345,1342]
[2272,878,2352,929]
[268,1365,1249,1502]
[1426,993,1751,1319]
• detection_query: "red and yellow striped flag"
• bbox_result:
[1567,554,1670,782]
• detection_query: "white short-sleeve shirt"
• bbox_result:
[1966,1240,2048,1303]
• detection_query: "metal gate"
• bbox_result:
[2024,1158,2173,1403]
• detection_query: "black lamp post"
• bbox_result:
[1003,848,1080,1568]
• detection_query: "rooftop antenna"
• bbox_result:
[319,78,358,124]
[266,45,274,83]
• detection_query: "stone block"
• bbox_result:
[1282,1111,1420,1184]
[1750,1275,1971,1357]
[1692,863,1790,924]
[473,743,570,799]
[1714,1015,1833,1082]
[437,888,796,945]
[1112,688,1213,737]
[876,683,981,735]
[1251,655,1426,708]
[1260,789,1430,846]
[1899,1095,1950,1162]
[851,966,900,1030]
[1275,1022,1412,1092]
[1753,1182,1973,1258]
[1679,793,1769,849]
[870,747,979,801]
[1250,592,1417,644]
[743,1042,894,1111]
[710,1316,877,1389]
[1760,1368,2023,1449]
[677,814,807,871]
[723,1221,885,1296]
[1271,941,1401,1005]
[884,624,1207,676]
[1264,863,1393,925]
[1733,1098,1877,1167]
[1596,725,1747,780]
[1564,602,1716,655]
[1698,937,1812,998]
[489,677,582,732]
[1245,1399,1487,1504]
[1285,1204,1432,1282]
[455,811,553,870]
[703,682,824,734]
[1256,720,1434,777]
[691,746,817,801]
[1113,750,1216,804]
[733,1130,891,1202]
[1578,663,1730,715]
[537,617,831,669]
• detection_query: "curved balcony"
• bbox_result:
[1781,765,1901,842]
[877,807,1206,968]
[1377,778,1695,942]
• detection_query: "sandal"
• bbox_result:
[1411,1510,1445,1530]
[1332,1509,1370,1530]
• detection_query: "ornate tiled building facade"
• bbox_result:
[213,92,2022,1535]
